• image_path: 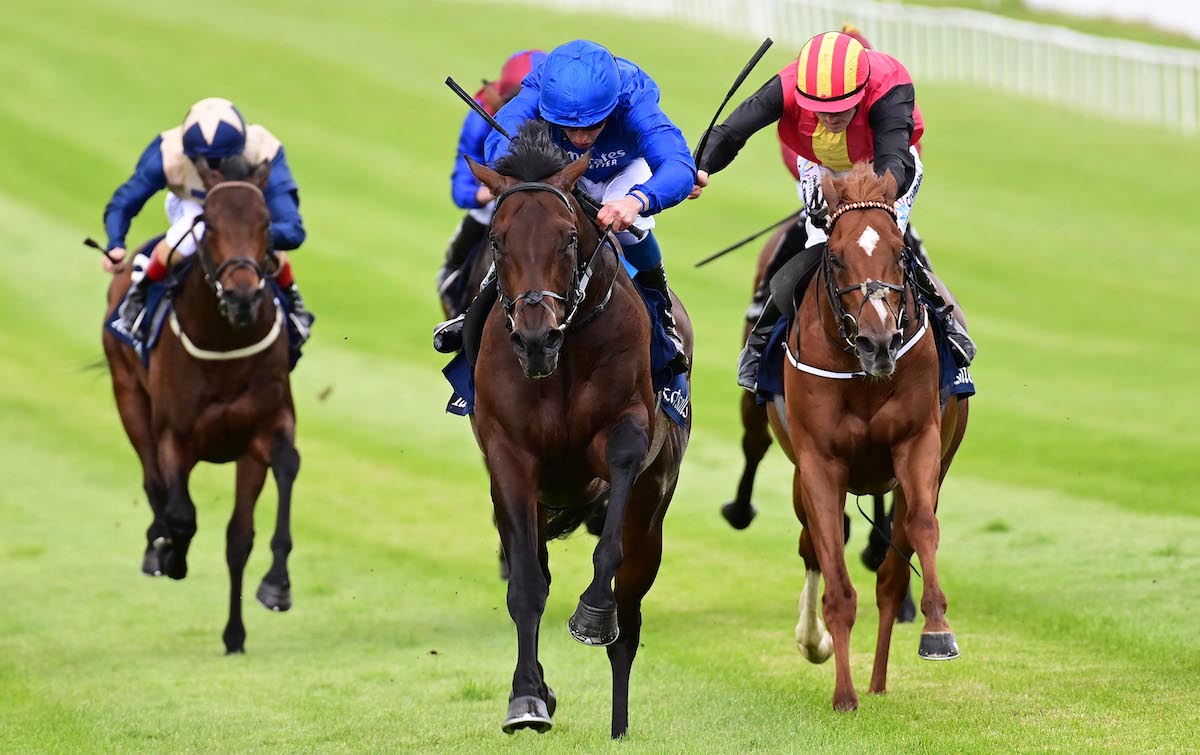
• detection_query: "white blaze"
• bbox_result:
[856,226,880,257]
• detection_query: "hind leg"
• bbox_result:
[224,455,266,654]
[722,393,770,530]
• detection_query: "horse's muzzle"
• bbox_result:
[221,286,266,329]
[511,327,564,379]
[855,331,902,377]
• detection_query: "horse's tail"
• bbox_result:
[545,485,610,540]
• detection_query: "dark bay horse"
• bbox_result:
[463,122,692,738]
[103,157,299,654]
[722,223,916,622]
[766,164,969,711]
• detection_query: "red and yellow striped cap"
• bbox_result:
[795,31,871,113]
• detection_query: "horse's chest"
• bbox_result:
[156,374,287,460]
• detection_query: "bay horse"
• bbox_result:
[766,163,969,711]
[102,156,300,654]
[462,121,692,738]
[722,223,916,622]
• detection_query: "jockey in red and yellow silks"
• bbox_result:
[692,31,974,392]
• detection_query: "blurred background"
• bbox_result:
[1,0,1197,751]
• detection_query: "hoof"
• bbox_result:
[224,645,245,656]
[796,628,835,662]
[154,538,187,581]
[568,601,619,646]
[141,548,163,577]
[544,686,557,717]
[918,631,960,661]
[256,581,293,612]
[860,543,888,572]
[898,590,917,624]
[502,695,552,734]
[720,500,757,530]
[832,694,859,712]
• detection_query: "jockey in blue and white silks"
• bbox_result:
[103,97,310,337]
[483,39,697,371]
[438,50,545,315]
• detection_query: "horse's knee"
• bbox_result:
[270,435,300,479]
[607,416,649,473]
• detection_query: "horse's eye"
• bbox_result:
[828,254,843,269]
[489,235,503,255]
[564,233,577,254]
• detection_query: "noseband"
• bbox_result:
[490,181,616,334]
[821,200,913,351]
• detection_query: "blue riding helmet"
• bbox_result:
[181,97,247,159]
[538,40,621,128]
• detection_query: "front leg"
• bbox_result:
[794,450,857,711]
[893,426,958,661]
[257,428,300,612]
[570,412,650,647]
[488,438,553,734]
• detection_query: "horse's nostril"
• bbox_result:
[545,329,564,351]
[510,332,528,352]
[855,336,876,354]
[889,332,903,352]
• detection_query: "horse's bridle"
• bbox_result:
[489,181,617,334]
[173,181,270,311]
[820,200,914,352]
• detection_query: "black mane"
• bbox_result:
[493,120,571,181]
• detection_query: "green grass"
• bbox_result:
[1,0,1198,752]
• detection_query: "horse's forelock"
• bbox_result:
[494,120,572,182]
[836,163,889,204]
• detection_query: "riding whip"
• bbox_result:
[444,76,646,241]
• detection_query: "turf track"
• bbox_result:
[0,1,1197,752]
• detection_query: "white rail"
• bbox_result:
[519,0,1200,133]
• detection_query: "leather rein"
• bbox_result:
[489,181,618,335]
[819,200,917,353]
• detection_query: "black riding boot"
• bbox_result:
[737,295,782,392]
[282,283,314,342]
[634,264,689,374]
[908,248,976,369]
[433,264,496,354]
[437,214,489,310]
[117,273,152,336]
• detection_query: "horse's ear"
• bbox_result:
[550,151,591,193]
[467,156,515,195]
[880,169,899,206]
[820,172,840,212]
[249,160,272,190]
[194,156,222,189]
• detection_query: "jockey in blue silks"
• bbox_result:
[435,39,697,373]
[102,97,310,337]
[438,50,545,315]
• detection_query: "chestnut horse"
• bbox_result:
[767,164,969,711]
[462,122,692,738]
[103,157,299,654]
[722,223,916,622]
